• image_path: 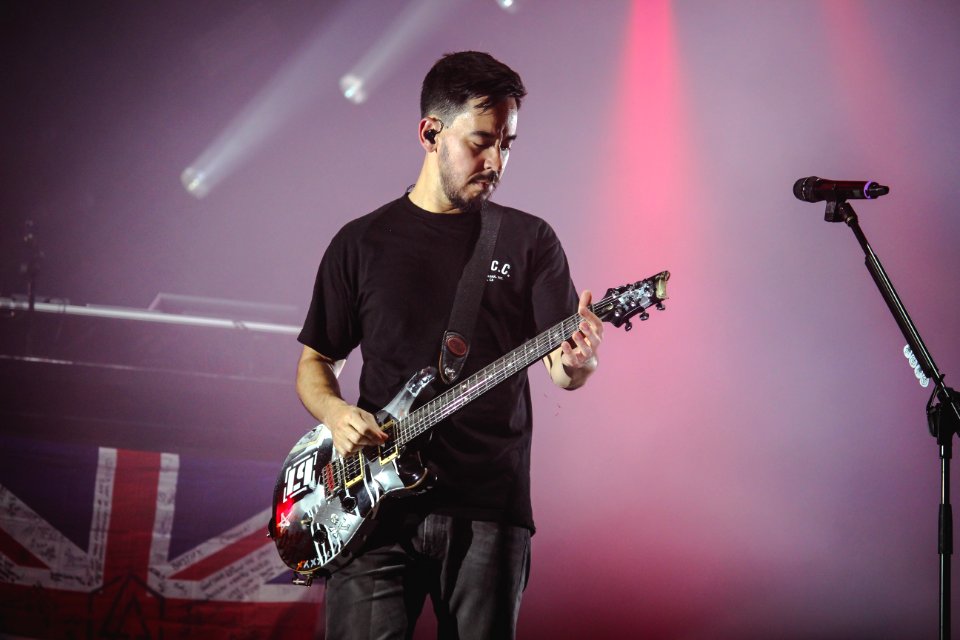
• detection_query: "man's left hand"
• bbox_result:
[560,289,602,372]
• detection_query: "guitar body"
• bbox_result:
[269,271,670,583]
[269,367,436,578]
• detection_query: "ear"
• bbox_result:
[418,116,442,151]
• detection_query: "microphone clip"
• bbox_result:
[824,200,856,224]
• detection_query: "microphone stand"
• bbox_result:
[826,200,960,640]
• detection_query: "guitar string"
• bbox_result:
[332,312,581,490]
[392,296,611,446]
[330,284,654,490]
[395,285,651,444]
[402,314,581,439]
[395,301,606,445]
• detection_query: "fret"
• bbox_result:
[394,297,616,447]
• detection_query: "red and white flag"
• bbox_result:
[0,439,323,638]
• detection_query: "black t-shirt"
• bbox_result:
[298,194,577,530]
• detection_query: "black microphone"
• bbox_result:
[793,176,890,202]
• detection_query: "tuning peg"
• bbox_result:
[624,319,633,332]
[639,311,650,321]
[656,302,665,311]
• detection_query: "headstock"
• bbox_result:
[593,271,670,332]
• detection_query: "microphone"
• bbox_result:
[793,176,889,202]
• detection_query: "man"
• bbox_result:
[296,51,601,640]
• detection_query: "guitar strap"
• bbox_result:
[439,202,502,384]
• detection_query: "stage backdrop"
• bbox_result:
[2,1,959,638]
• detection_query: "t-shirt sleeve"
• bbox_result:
[297,228,362,360]
[530,221,578,333]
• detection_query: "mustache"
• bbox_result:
[472,172,499,184]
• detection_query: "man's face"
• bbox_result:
[436,97,518,213]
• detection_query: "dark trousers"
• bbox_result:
[323,511,531,640]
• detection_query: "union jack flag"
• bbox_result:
[0,435,324,638]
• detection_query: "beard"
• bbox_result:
[438,146,497,213]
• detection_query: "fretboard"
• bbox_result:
[391,297,609,447]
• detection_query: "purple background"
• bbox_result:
[3,1,960,637]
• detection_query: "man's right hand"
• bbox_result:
[296,345,389,457]
[324,401,389,457]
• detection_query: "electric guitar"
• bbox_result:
[268,271,670,584]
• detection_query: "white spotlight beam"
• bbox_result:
[338,0,466,105]
[181,8,350,199]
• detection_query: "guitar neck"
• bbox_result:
[394,298,608,446]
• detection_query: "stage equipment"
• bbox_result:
[0,294,329,457]
[793,176,889,203]
[795,179,960,640]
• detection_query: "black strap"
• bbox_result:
[439,203,502,384]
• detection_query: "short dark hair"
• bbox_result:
[420,51,527,121]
